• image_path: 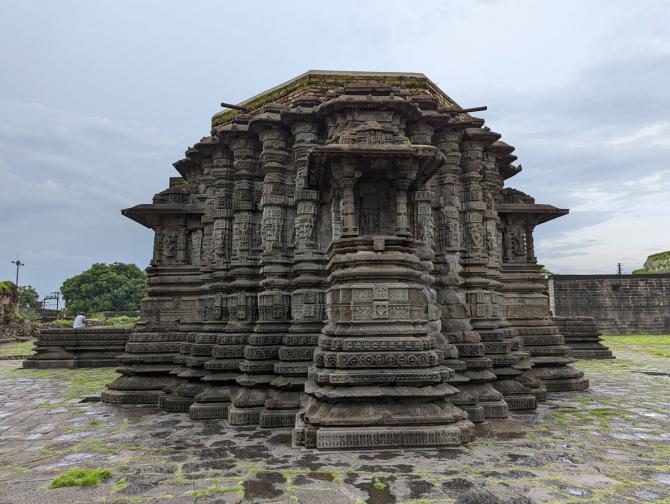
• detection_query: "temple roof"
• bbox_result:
[212,70,465,129]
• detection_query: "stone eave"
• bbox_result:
[501,164,522,180]
[122,204,204,228]
[498,203,569,224]
[173,158,196,179]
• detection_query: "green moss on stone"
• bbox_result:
[50,468,112,488]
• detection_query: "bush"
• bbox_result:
[104,315,139,327]
[17,311,41,324]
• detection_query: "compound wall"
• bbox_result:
[549,274,670,335]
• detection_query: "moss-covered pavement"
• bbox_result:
[0,336,669,504]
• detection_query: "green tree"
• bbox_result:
[60,263,146,315]
[540,267,554,278]
[18,285,40,308]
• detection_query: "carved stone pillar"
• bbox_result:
[340,173,358,237]
[393,179,411,237]
[432,127,486,423]
[481,143,537,411]
[159,141,218,413]
[189,122,262,425]
[235,113,296,428]
[279,111,325,443]
[458,129,510,418]
[190,144,237,420]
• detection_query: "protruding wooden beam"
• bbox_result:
[220,102,248,111]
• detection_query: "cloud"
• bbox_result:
[537,169,670,273]
[0,0,669,292]
[0,99,180,295]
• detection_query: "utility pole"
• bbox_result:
[11,259,25,286]
[617,262,623,276]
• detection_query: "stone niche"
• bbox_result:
[103,70,589,450]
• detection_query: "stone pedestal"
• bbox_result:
[24,327,130,369]
[552,316,614,359]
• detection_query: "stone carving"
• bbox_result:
[163,231,178,259]
[104,71,590,450]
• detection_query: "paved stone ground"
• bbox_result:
[0,336,669,504]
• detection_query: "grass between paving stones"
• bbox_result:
[0,366,118,407]
[603,334,670,359]
[50,467,112,488]
[372,476,386,489]
[189,483,244,499]
[0,340,35,358]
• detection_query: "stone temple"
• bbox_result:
[102,71,589,449]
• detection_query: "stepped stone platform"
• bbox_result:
[22,327,131,369]
[553,316,614,359]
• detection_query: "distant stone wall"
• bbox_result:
[550,274,670,335]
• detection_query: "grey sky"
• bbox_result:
[1,0,669,297]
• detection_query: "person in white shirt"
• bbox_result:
[73,314,86,328]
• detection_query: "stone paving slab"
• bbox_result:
[0,337,669,504]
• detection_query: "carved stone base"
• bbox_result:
[189,402,230,420]
[228,387,267,425]
[450,385,485,423]
[188,383,237,420]
[516,371,548,403]
[161,395,195,413]
[102,374,175,405]
[570,349,614,359]
[259,409,297,429]
[459,382,509,419]
[459,405,486,423]
[543,377,590,392]
[504,396,537,411]
[228,406,262,426]
[158,378,205,412]
[481,400,510,418]
[529,387,547,402]
[100,389,162,405]
[530,364,589,392]
[491,378,537,411]
[306,420,474,450]
[260,389,302,428]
